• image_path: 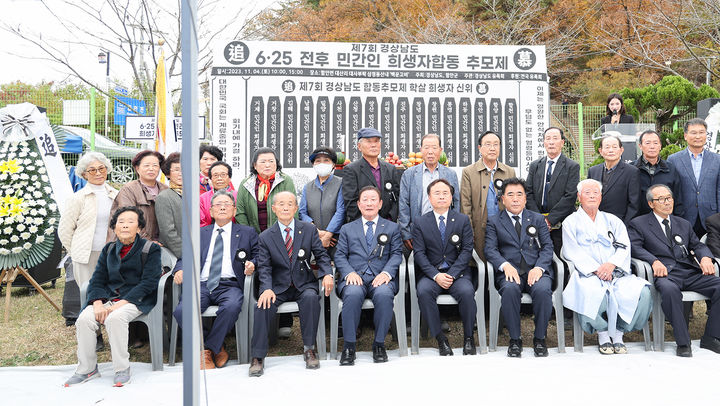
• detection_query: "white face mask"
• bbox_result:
[313,163,334,177]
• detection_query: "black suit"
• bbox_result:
[341,157,401,222]
[588,160,640,223]
[705,213,720,259]
[629,213,720,346]
[250,220,331,358]
[525,153,580,253]
[412,210,476,339]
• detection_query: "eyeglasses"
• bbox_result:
[211,172,229,179]
[481,143,500,149]
[652,196,673,203]
[86,166,107,175]
[170,167,182,173]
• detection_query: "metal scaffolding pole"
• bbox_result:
[180,0,200,405]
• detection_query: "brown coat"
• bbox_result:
[460,159,516,259]
[106,179,168,242]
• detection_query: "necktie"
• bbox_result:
[513,215,521,238]
[439,215,446,241]
[365,221,374,249]
[284,227,293,262]
[207,229,224,292]
[662,219,672,245]
[487,171,498,218]
[542,160,554,212]
[513,215,528,273]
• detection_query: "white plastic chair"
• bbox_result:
[329,256,408,359]
[486,253,566,353]
[408,250,487,355]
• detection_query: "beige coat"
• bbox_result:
[58,183,119,264]
[460,159,516,259]
[106,179,168,242]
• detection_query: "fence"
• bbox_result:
[1,88,694,177]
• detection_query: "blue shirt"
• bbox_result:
[298,175,346,233]
[486,163,499,219]
[279,219,295,242]
[421,163,441,214]
[688,148,704,185]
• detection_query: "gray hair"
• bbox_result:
[684,118,707,133]
[599,135,622,150]
[210,190,235,206]
[577,178,602,194]
[76,151,112,176]
[271,190,298,206]
[646,184,673,202]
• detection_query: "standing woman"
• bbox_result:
[235,147,296,234]
[108,150,167,242]
[600,93,635,125]
[59,152,118,329]
[156,152,182,260]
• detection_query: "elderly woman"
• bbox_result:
[64,207,162,387]
[235,147,296,234]
[199,145,223,194]
[108,150,167,242]
[156,152,182,259]
[200,161,237,227]
[59,152,119,329]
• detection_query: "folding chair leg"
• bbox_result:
[573,312,583,352]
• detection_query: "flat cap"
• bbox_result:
[357,127,382,139]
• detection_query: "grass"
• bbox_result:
[0,272,711,367]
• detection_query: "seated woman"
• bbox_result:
[64,206,162,388]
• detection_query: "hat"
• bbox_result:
[357,127,382,139]
[309,146,337,164]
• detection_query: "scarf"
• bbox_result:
[170,182,182,197]
[257,173,275,202]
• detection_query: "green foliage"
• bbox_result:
[620,75,720,131]
[660,143,684,160]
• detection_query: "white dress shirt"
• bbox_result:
[200,222,235,281]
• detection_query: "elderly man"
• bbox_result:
[668,118,720,238]
[342,128,401,222]
[249,192,334,376]
[461,131,516,259]
[629,184,720,356]
[562,179,652,354]
[587,135,640,223]
[172,191,258,369]
[334,186,403,365]
[398,133,460,251]
[485,178,554,357]
[633,130,684,218]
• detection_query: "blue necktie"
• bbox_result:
[207,229,224,292]
[439,215,446,242]
[365,221,374,249]
[487,171,498,218]
[542,160,554,212]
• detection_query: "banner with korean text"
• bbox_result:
[211,41,549,185]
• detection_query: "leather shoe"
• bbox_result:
[200,349,216,370]
[248,358,264,377]
[676,344,692,357]
[463,337,476,355]
[438,338,453,356]
[533,338,548,357]
[372,345,388,363]
[507,338,522,358]
[700,335,720,354]
[339,348,356,366]
[304,349,320,369]
[213,346,229,368]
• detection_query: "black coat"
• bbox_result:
[633,156,685,217]
[341,157,401,222]
[600,114,635,125]
[525,154,580,226]
[587,160,640,223]
[86,235,162,314]
[705,213,720,258]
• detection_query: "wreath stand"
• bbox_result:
[0,266,60,322]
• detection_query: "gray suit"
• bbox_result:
[668,148,720,235]
[398,163,459,241]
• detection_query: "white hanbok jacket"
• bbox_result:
[561,208,649,326]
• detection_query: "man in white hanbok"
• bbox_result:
[562,179,652,354]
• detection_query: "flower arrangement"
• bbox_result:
[0,140,59,269]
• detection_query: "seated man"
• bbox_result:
[249,191,334,376]
[629,184,720,357]
[485,178,554,357]
[562,179,652,355]
[172,191,258,369]
[414,179,476,356]
[334,186,403,365]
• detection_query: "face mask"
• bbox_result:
[313,163,333,177]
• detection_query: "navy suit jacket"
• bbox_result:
[628,212,713,273]
[412,210,474,280]
[587,160,640,223]
[484,209,554,277]
[667,148,720,228]
[334,216,403,294]
[173,222,259,290]
[256,220,331,294]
